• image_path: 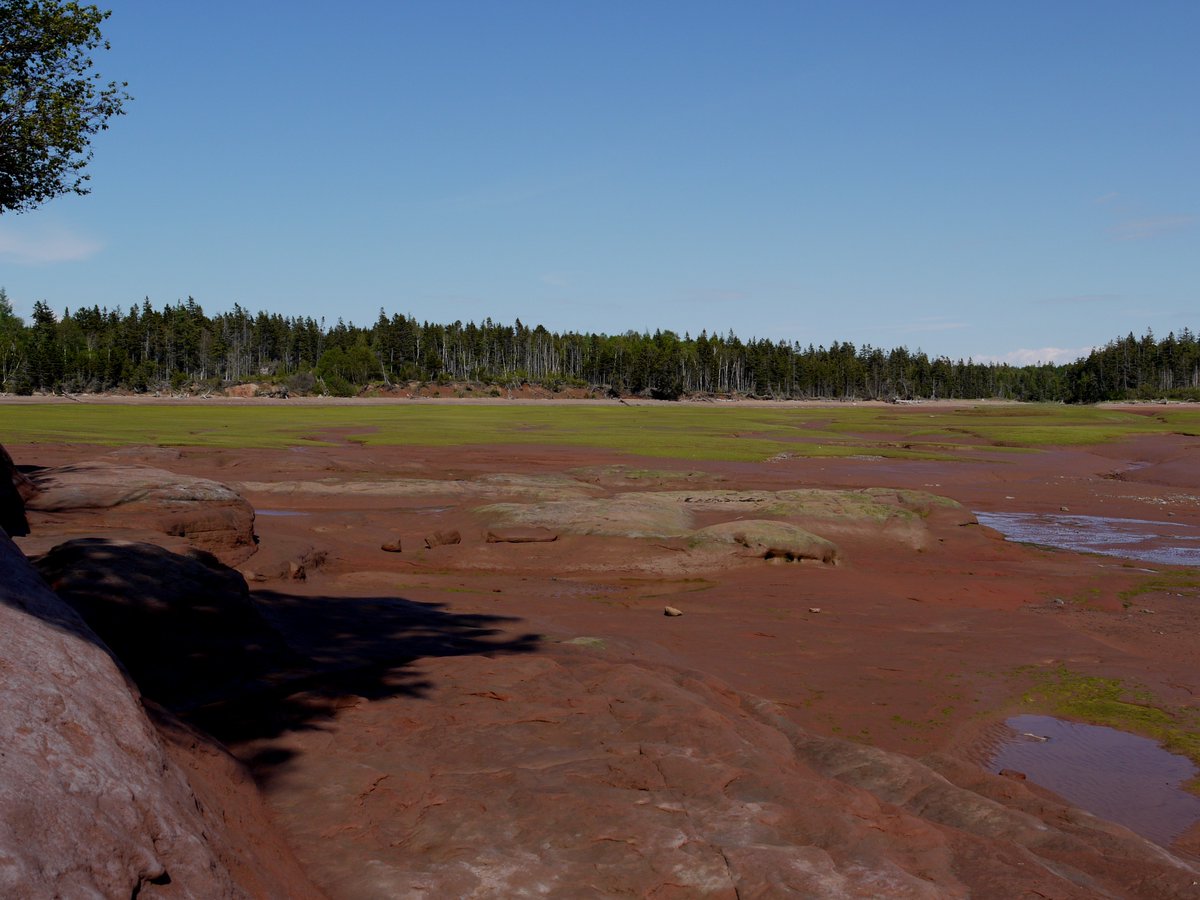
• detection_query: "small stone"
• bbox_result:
[663,606,683,617]
[380,538,403,553]
[808,607,821,614]
[1059,506,1069,512]
[999,768,1027,781]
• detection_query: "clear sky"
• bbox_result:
[1,1,1196,364]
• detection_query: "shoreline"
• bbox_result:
[3,392,1197,410]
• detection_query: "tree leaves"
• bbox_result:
[0,1,130,213]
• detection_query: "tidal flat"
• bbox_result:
[6,397,1200,894]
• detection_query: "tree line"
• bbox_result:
[0,290,1197,403]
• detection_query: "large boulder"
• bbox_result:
[0,532,241,896]
[25,462,256,563]
[690,519,838,563]
[35,539,299,711]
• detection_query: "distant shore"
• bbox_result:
[2,391,1197,411]
[0,392,1025,409]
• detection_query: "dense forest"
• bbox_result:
[0,290,1197,403]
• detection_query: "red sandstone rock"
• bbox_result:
[424,528,462,548]
[35,538,299,711]
[241,542,329,581]
[247,646,1198,898]
[25,461,256,563]
[0,534,234,895]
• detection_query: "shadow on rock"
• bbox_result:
[194,588,541,763]
[33,538,541,783]
[36,539,293,711]
[0,444,33,537]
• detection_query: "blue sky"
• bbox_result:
[1,1,1196,364]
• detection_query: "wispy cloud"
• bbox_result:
[978,346,1094,366]
[0,225,103,264]
[1109,215,1195,242]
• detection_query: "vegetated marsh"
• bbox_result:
[3,401,1197,460]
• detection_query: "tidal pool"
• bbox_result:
[255,508,310,517]
[990,714,1200,846]
[975,511,1200,566]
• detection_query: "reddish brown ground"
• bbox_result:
[11,413,1200,894]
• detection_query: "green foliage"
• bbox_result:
[26,299,61,389]
[0,1,130,213]
[0,294,1197,404]
[0,287,27,391]
[1117,571,1200,606]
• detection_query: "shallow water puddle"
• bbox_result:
[255,508,310,517]
[975,511,1200,566]
[990,714,1200,846]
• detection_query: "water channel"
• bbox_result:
[975,511,1200,567]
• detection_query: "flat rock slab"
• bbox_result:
[478,486,972,551]
[247,646,1198,899]
[26,462,256,563]
[238,472,602,502]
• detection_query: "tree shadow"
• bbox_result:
[32,538,541,783]
[195,588,541,750]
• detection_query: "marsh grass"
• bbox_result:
[1117,570,1200,607]
[3,402,1197,462]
